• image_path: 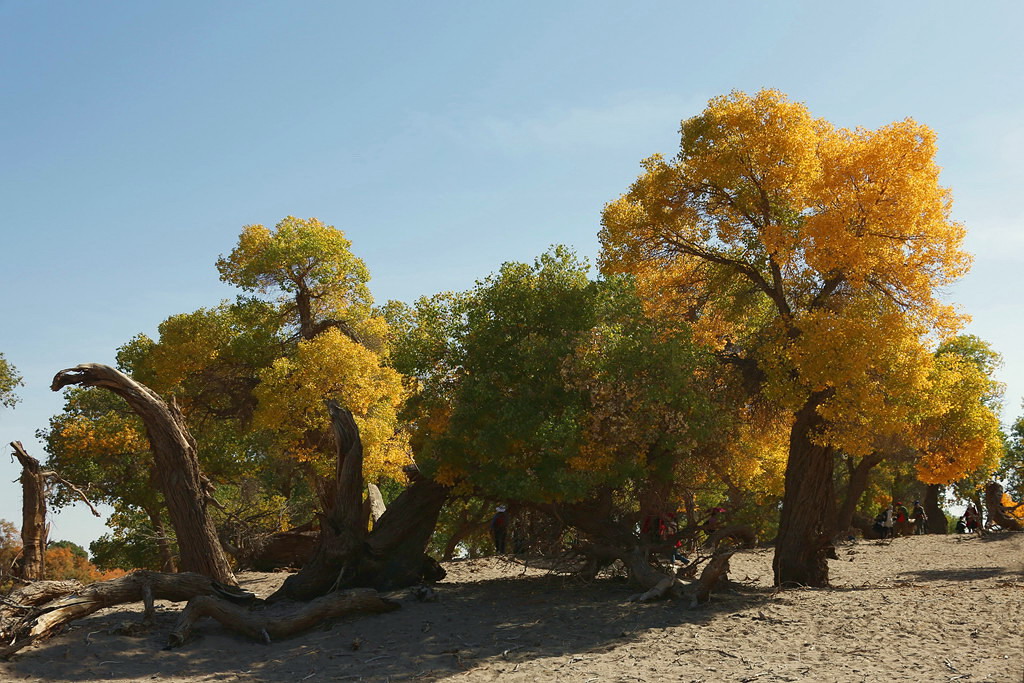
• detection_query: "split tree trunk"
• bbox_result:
[269,402,448,602]
[51,364,235,585]
[773,391,835,588]
[10,442,47,581]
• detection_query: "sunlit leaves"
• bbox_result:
[0,353,22,409]
[254,328,409,481]
[600,88,971,456]
[216,217,372,338]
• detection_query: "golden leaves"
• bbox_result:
[254,328,409,481]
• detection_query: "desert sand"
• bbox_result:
[1,532,1021,682]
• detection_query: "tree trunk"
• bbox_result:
[268,402,448,602]
[984,481,1024,531]
[835,451,884,535]
[10,442,47,581]
[51,364,235,585]
[773,391,835,588]
[367,483,386,524]
[924,483,947,534]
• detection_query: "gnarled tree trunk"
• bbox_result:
[774,391,835,588]
[269,402,448,602]
[984,481,1024,531]
[10,442,47,581]
[51,364,235,585]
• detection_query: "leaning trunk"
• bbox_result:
[835,452,884,535]
[773,392,835,588]
[11,442,47,581]
[51,364,235,585]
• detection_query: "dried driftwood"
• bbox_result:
[168,588,398,647]
[0,571,252,658]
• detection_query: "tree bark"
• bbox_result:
[268,403,448,602]
[773,391,835,588]
[0,570,252,658]
[924,483,947,534]
[367,483,386,524]
[10,442,47,581]
[984,481,1024,531]
[168,588,398,647]
[835,451,884,535]
[51,364,235,585]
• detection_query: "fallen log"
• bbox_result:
[0,570,253,658]
[168,588,399,647]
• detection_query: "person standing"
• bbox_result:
[912,500,928,535]
[963,504,981,533]
[873,504,894,539]
[490,506,508,554]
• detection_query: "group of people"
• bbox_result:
[872,500,929,539]
[955,503,982,534]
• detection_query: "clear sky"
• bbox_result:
[1,1,1021,549]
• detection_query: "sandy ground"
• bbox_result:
[0,532,1021,682]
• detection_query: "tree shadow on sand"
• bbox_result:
[4,571,771,681]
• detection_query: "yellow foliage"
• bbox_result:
[58,415,148,459]
[913,353,1002,485]
[254,328,409,481]
[1000,493,1024,522]
[600,89,971,457]
[44,546,127,583]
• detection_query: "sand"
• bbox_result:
[1,532,1021,682]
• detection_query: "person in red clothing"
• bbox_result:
[490,506,508,553]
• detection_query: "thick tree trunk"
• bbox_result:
[51,364,235,585]
[773,391,835,588]
[835,451,884,535]
[984,481,1024,531]
[269,402,448,602]
[924,483,947,534]
[10,442,47,581]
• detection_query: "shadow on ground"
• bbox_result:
[5,570,770,682]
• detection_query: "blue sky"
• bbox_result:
[1,1,1021,548]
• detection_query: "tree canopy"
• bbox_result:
[600,89,971,586]
[0,353,22,409]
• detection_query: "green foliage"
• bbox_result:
[1001,414,1024,501]
[0,353,23,409]
[216,216,373,339]
[89,507,167,571]
[47,540,88,558]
